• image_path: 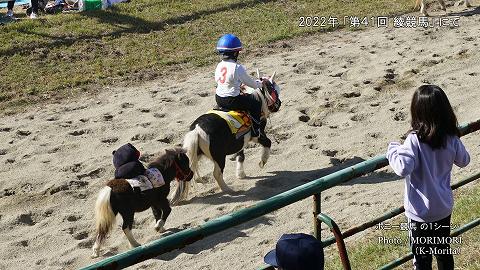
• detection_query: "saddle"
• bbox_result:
[126,168,165,192]
[208,109,252,139]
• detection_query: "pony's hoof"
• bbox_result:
[91,250,100,258]
[154,220,165,232]
[130,242,141,248]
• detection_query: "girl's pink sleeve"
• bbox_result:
[386,134,417,177]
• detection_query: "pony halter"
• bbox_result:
[173,160,193,182]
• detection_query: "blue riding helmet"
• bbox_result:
[216,34,243,53]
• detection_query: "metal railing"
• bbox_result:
[82,119,480,270]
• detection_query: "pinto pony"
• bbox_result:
[91,148,193,257]
[171,71,281,204]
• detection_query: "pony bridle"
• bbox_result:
[262,83,281,113]
[173,160,193,182]
[257,70,281,113]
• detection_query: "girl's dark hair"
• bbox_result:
[410,85,459,149]
[221,51,239,61]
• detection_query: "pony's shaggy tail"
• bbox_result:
[183,125,201,178]
[94,186,115,244]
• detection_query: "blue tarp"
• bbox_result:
[0,0,30,8]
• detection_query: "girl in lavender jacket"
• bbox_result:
[386,85,470,270]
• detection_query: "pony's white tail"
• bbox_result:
[183,126,201,178]
[94,186,115,244]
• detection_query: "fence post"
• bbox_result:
[313,193,322,239]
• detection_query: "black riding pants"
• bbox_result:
[215,94,261,129]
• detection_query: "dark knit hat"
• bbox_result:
[112,143,146,179]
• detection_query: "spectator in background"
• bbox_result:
[4,0,39,19]
[386,85,470,270]
[264,233,324,270]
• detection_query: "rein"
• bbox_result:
[173,160,192,182]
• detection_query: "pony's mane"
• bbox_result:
[148,148,185,170]
[251,88,271,119]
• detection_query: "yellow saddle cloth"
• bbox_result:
[208,110,252,138]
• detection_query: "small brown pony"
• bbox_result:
[92,148,193,257]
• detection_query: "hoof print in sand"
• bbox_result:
[6,158,15,164]
[43,209,54,217]
[17,240,29,247]
[103,114,114,121]
[101,137,119,144]
[373,86,382,91]
[298,115,310,122]
[62,163,83,173]
[350,114,366,122]
[16,213,36,226]
[307,144,319,150]
[46,116,59,121]
[131,133,156,141]
[73,231,89,240]
[342,91,361,98]
[50,180,89,195]
[330,71,344,78]
[306,86,321,94]
[2,188,15,197]
[138,122,151,128]
[68,130,88,136]
[157,135,173,144]
[77,168,103,180]
[182,98,198,106]
[17,130,31,136]
[322,149,338,157]
[65,215,82,222]
[121,102,134,109]
[77,239,94,249]
[384,69,397,84]
[153,113,166,118]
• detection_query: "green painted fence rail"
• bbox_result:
[82,119,480,270]
[256,171,480,270]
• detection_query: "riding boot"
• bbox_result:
[251,122,261,138]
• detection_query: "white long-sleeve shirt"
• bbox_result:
[386,133,470,222]
[215,60,262,97]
